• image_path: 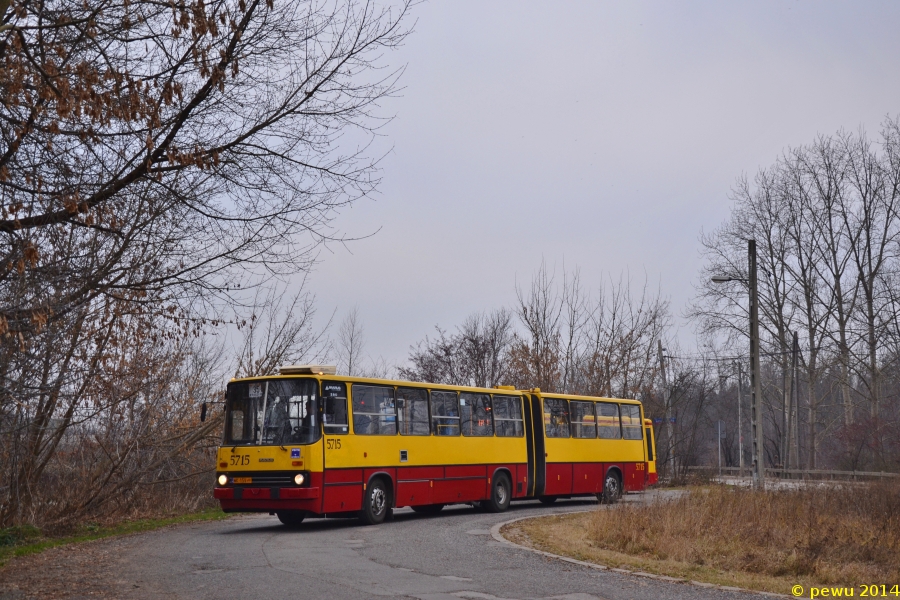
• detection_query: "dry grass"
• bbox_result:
[20,469,219,535]
[507,482,900,594]
[594,483,900,582]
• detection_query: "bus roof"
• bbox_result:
[534,390,643,405]
[228,373,525,396]
[229,373,642,404]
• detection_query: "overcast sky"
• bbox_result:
[305,1,900,370]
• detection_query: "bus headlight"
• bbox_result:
[217,474,228,486]
[294,473,305,486]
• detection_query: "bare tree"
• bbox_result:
[456,308,515,388]
[840,129,900,419]
[234,283,331,378]
[511,262,563,391]
[510,262,669,398]
[0,296,226,526]
[690,118,900,472]
[0,0,411,528]
[399,327,459,384]
[780,145,834,468]
[402,262,670,402]
[357,355,395,380]
[400,308,515,388]
[336,307,365,376]
[794,134,858,437]
[579,274,670,399]
[0,0,411,337]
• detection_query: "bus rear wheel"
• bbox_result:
[600,472,621,505]
[276,510,307,527]
[483,472,511,513]
[360,478,391,525]
[538,496,557,505]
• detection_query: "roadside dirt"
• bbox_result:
[0,536,134,599]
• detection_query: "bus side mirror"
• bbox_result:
[200,402,208,422]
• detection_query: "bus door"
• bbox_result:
[321,381,360,513]
[522,393,535,496]
[526,393,546,497]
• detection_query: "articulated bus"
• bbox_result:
[214,365,657,526]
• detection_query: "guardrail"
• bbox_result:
[686,466,900,480]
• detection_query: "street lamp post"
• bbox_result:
[736,360,744,477]
[712,239,766,491]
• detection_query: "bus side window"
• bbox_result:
[323,382,349,434]
[352,384,397,435]
[620,404,643,440]
[431,390,460,436]
[570,400,597,439]
[597,402,621,439]
[646,427,655,460]
[397,387,429,435]
[543,398,570,438]
[460,393,493,436]
[492,395,524,437]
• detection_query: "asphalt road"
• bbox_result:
[82,493,777,600]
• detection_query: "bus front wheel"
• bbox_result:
[483,473,511,513]
[360,478,391,525]
[276,510,307,527]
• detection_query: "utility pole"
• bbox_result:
[786,331,799,476]
[717,420,724,477]
[712,240,765,490]
[781,362,787,475]
[736,360,745,477]
[749,239,766,490]
[657,339,675,478]
[795,336,802,475]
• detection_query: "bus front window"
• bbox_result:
[225,378,321,446]
[262,379,320,445]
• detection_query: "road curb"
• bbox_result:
[489,511,790,599]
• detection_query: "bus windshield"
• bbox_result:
[224,378,320,446]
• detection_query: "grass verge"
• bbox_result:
[0,507,231,566]
[503,482,900,596]
[504,512,805,594]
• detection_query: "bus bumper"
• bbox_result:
[215,486,321,512]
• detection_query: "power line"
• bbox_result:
[664,345,834,363]
[665,351,788,362]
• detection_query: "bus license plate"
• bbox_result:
[233,477,252,484]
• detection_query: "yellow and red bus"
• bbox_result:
[213,365,657,526]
